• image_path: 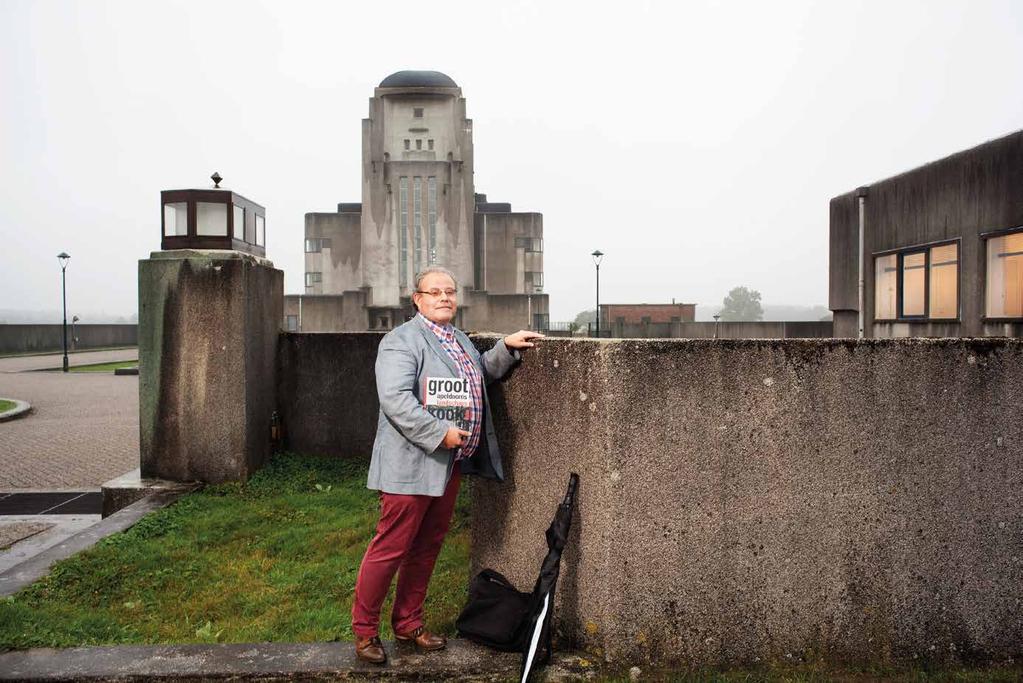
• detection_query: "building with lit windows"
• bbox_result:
[829,129,1022,338]
[285,71,548,333]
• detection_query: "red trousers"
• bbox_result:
[351,469,461,638]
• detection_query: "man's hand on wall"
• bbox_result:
[504,331,544,350]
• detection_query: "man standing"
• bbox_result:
[352,266,543,664]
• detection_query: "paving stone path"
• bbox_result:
[0,349,139,490]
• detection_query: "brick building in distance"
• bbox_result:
[598,302,696,337]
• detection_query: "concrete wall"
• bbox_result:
[277,333,382,458]
[830,130,1023,337]
[304,211,361,295]
[0,324,138,355]
[471,337,1022,666]
[602,321,833,339]
[139,251,283,483]
[278,333,1022,666]
[474,210,544,295]
[462,291,549,335]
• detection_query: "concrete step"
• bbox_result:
[0,639,593,681]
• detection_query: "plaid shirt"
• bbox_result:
[420,314,483,461]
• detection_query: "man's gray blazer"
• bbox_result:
[368,315,521,497]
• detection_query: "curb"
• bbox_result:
[0,639,596,681]
[0,484,199,597]
[0,399,32,422]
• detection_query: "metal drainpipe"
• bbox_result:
[856,186,870,339]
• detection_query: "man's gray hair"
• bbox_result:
[414,266,458,291]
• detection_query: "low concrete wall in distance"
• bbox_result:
[0,324,138,355]
[277,333,1022,666]
[607,320,833,339]
[471,337,1022,667]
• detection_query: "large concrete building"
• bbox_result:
[286,71,548,333]
[830,129,1023,338]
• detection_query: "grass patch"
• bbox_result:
[0,452,472,650]
[0,346,138,359]
[0,399,16,413]
[67,360,138,373]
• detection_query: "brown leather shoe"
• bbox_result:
[394,625,446,651]
[355,635,387,664]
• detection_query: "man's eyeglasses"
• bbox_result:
[416,288,458,298]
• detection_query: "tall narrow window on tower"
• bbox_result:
[428,177,437,264]
[399,177,409,287]
[413,107,424,118]
[413,177,423,275]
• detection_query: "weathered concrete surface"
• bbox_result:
[100,468,194,517]
[469,337,1023,667]
[138,250,283,483]
[0,486,197,596]
[0,639,595,681]
[268,334,1022,666]
[277,332,383,458]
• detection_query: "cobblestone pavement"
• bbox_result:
[0,350,139,490]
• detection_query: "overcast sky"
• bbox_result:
[2,0,1021,322]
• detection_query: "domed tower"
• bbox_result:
[361,70,475,308]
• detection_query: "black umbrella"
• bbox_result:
[519,472,580,683]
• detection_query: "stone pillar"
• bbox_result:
[138,250,283,483]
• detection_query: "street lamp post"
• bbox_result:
[58,252,71,372]
[713,314,720,339]
[591,250,604,338]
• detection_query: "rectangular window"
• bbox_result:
[304,272,322,287]
[874,253,897,320]
[255,215,265,246]
[428,139,434,150]
[428,177,437,264]
[874,241,959,321]
[196,202,228,237]
[399,177,409,287]
[163,202,188,236]
[929,243,958,319]
[901,251,926,317]
[986,230,1023,318]
[286,315,298,332]
[304,237,333,253]
[404,139,410,150]
[413,176,422,274]
[413,107,424,118]
[515,236,543,252]
[233,205,245,241]
[416,139,422,150]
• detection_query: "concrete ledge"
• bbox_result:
[100,469,195,518]
[0,639,590,681]
[0,486,198,597]
[0,398,31,422]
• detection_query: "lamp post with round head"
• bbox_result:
[591,250,604,338]
[57,252,70,372]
